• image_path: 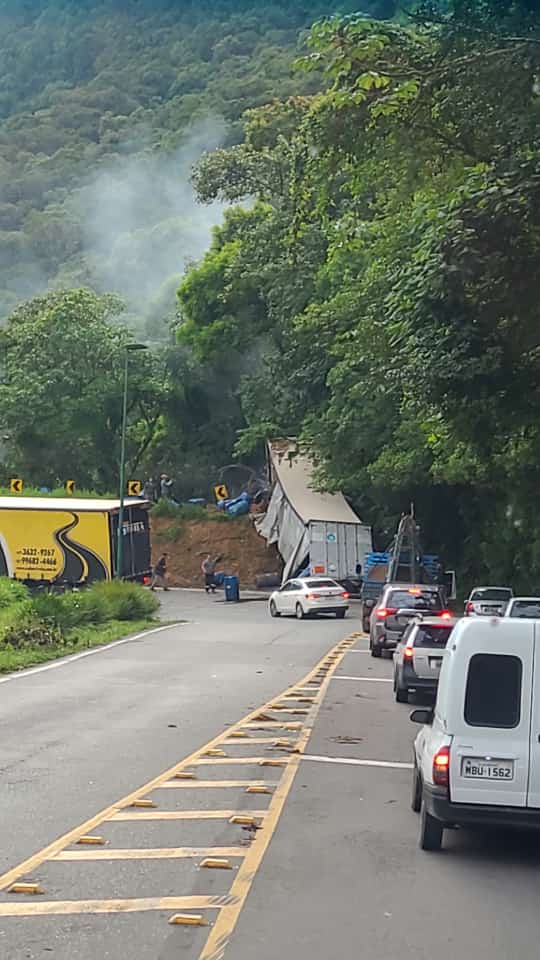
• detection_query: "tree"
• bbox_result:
[0,289,166,489]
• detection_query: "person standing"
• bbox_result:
[201,554,221,594]
[160,474,174,499]
[151,552,169,590]
[142,477,156,502]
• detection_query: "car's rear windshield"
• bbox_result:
[470,588,512,602]
[508,600,540,618]
[305,579,338,589]
[465,654,522,728]
[413,625,453,648]
[388,590,442,611]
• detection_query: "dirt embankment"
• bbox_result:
[150,515,282,588]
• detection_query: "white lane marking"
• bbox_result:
[302,755,413,770]
[0,624,180,685]
[332,676,392,683]
[344,649,370,654]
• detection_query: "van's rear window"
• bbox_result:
[464,654,522,728]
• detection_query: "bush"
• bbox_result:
[33,589,111,630]
[2,621,63,649]
[89,581,159,621]
[0,578,30,608]
[151,499,181,518]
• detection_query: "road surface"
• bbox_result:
[1,592,538,959]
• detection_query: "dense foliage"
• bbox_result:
[0,0,394,328]
[179,0,540,589]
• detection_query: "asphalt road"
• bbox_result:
[2,595,539,959]
[0,590,357,959]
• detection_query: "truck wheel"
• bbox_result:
[411,761,422,813]
[419,803,443,851]
[295,603,305,620]
[269,600,280,618]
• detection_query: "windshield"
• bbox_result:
[413,625,453,648]
[470,588,512,602]
[508,600,540,618]
[305,579,339,589]
[388,589,442,611]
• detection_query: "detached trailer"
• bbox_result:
[256,440,372,586]
[0,497,152,586]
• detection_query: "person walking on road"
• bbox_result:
[151,552,169,591]
[202,554,221,594]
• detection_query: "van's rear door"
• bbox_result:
[526,623,540,808]
[449,622,534,807]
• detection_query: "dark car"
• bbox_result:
[369,583,450,658]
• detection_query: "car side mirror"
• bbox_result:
[410,708,434,725]
[364,598,375,609]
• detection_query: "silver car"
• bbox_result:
[464,586,513,617]
[393,617,458,703]
[369,583,448,658]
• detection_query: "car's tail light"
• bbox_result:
[376,607,397,619]
[433,746,450,788]
[341,592,349,599]
[438,610,452,619]
[306,593,317,600]
[403,646,414,660]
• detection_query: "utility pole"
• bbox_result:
[116,343,147,579]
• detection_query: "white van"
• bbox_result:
[411,617,540,850]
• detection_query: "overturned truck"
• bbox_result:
[255,440,372,589]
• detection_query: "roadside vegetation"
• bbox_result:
[0,579,159,674]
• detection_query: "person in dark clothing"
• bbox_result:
[201,554,221,593]
[150,553,169,590]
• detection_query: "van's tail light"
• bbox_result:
[465,602,474,614]
[433,746,450,788]
[403,646,414,660]
[376,607,397,619]
[439,610,452,619]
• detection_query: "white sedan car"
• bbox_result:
[269,577,349,620]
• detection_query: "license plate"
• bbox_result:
[429,656,442,671]
[461,758,514,780]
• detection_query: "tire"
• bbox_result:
[419,803,443,851]
[395,678,409,703]
[269,600,280,618]
[362,616,370,633]
[295,603,305,620]
[411,762,422,813]
[335,609,347,619]
[370,638,382,658]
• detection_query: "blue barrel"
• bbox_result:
[224,575,240,602]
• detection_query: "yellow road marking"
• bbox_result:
[0,896,233,918]
[222,737,290,745]
[0,632,357,937]
[53,848,248,862]
[198,638,355,960]
[109,810,266,822]
[159,780,267,789]
[196,757,289,766]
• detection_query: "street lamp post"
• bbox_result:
[116,343,147,579]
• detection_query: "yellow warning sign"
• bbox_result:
[127,480,142,496]
[9,478,23,494]
[214,484,229,502]
[65,480,75,495]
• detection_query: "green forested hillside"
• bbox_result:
[0,0,395,328]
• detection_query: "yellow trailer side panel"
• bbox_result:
[0,509,112,582]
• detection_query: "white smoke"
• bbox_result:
[72,117,228,334]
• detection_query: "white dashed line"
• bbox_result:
[332,676,392,683]
[302,755,413,770]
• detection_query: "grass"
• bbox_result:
[0,618,157,674]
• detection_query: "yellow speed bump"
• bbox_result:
[203,749,227,758]
[259,759,287,768]
[200,858,233,870]
[229,815,259,826]
[246,785,272,795]
[169,913,208,926]
[76,836,106,846]
[130,799,156,809]
[8,882,43,895]
[228,731,249,739]
[173,772,197,780]
[273,739,293,747]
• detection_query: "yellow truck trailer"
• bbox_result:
[0,497,152,586]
